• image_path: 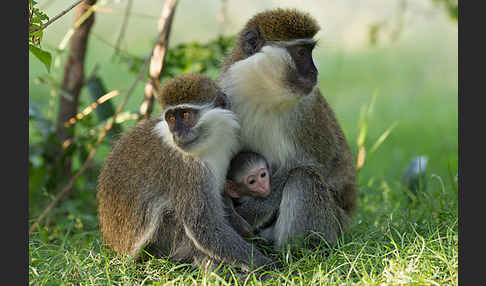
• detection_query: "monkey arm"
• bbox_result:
[174,181,273,270]
[222,194,254,239]
[272,165,350,248]
[234,190,280,229]
[297,91,358,214]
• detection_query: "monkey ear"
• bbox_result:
[214,90,231,110]
[242,27,263,56]
[225,180,240,198]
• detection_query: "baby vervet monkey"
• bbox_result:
[226,151,271,200]
[223,151,271,239]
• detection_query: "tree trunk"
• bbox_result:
[55,0,97,175]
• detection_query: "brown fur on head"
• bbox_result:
[159,74,218,108]
[221,8,320,70]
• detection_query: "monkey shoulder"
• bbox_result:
[99,117,206,195]
[293,90,351,171]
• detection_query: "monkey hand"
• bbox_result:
[223,193,255,238]
[236,217,254,239]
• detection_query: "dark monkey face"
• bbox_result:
[241,28,318,95]
[285,41,318,94]
[165,107,200,149]
[164,91,231,150]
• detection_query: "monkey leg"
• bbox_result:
[273,166,349,249]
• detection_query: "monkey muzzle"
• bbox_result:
[172,131,198,149]
[255,168,271,198]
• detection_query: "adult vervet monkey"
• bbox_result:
[218,8,358,249]
[97,74,274,271]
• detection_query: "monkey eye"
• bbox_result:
[183,112,190,120]
[247,176,256,185]
[296,47,307,57]
[260,172,266,178]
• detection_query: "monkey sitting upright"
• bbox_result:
[97,74,274,271]
[223,151,272,239]
[218,8,358,249]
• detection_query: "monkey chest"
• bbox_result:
[239,115,296,168]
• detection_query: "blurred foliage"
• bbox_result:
[432,0,458,20]
[29,0,52,72]
[85,76,123,139]
[162,35,234,77]
[368,0,457,46]
[29,35,235,221]
[114,35,235,78]
[368,22,385,47]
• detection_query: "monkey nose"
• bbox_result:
[257,180,270,197]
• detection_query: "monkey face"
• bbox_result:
[240,26,318,96]
[285,40,318,95]
[165,108,200,149]
[244,166,271,198]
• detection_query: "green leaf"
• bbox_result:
[29,44,52,72]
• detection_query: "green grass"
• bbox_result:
[29,21,457,285]
[29,181,457,285]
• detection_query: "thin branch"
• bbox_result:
[90,6,159,19]
[63,90,121,128]
[29,0,85,33]
[218,0,229,36]
[113,0,134,56]
[91,31,136,57]
[139,0,178,121]
[58,4,97,51]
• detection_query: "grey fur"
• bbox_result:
[230,91,357,249]
[227,151,268,186]
[217,11,358,249]
[97,103,274,271]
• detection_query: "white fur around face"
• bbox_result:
[189,108,240,187]
[219,46,299,167]
[153,108,240,192]
[219,45,297,104]
[154,116,175,148]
